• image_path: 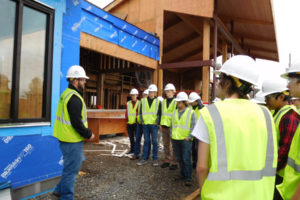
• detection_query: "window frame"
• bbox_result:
[0,0,54,125]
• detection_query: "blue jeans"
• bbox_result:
[142,124,158,160]
[54,141,84,200]
[134,124,143,157]
[172,139,193,181]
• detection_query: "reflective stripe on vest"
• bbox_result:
[287,157,300,173]
[127,100,139,124]
[142,98,159,124]
[206,104,276,181]
[160,99,176,126]
[172,108,192,131]
[274,106,291,124]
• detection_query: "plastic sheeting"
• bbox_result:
[0,135,62,188]
[80,1,159,61]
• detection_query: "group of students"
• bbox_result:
[125,83,203,186]
[126,55,300,199]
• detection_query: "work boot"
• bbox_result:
[130,155,139,160]
[51,191,60,199]
[153,160,159,167]
[169,164,178,170]
[126,150,134,155]
[161,162,170,168]
[137,159,147,166]
[185,180,192,187]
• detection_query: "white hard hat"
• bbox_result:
[66,65,89,79]
[188,92,201,103]
[251,92,266,104]
[164,83,176,91]
[215,55,260,87]
[148,84,158,92]
[143,89,149,95]
[157,96,164,102]
[130,88,139,95]
[281,62,300,79]
[175,92,188,102]
[259,76,289,97]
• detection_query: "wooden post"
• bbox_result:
[202,19,210,103]
[152,69,158,86]
[158,68,163,96]
[222,39,228,64]
[97,74,105,107]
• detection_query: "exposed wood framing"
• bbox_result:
[104,0,128,12]
[220,15,273,25]
[80,32,158,70]
[202,19,210,102]
[160,60,215,69]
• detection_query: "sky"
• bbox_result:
[88,0,300,78]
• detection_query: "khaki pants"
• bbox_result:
[161,126,176,163]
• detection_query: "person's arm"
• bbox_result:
[186,112,196,140]
[197,141,210,194]
[277,111,299,171]
[67,95,92,139]
[139,101,144,124]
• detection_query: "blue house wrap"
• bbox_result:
[0,0,159,198]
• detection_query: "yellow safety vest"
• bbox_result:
[277,124,300,200]
[200,99,277,200]
[194,106,201,120]
[53,88,88,142]
[274,105,297,177]
[171,107,194,140]
[142,98,159,125]
[160,99,176,127]
[127,100,140,124]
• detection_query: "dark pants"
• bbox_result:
[127,124,136,153]
[142,125,158,160]
[134,123,143,157]
[172,139,193,181]
[192,138,198,168]
[273,175,283,200]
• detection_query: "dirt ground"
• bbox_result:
[30,135,198,200]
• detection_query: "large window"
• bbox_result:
[0,0,54,124]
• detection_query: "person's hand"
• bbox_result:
[159,126,162,132]
[184,137,190,141]
[89,133,95,141]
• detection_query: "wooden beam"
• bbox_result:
[216,17,245,54]
[184,189,200,200]
[161,60,215,69]
[176,13,203,36]
[250,53,278,61]
[104,0,128,11]
[221,15,273,26]
[164,17,182,32]
[169,47,203,63]
[202,19,210,102]
[80,32,158,70]
[222,39,228,64]
[163,32,199,54]
[244,45,277,54]
[234,33,276,42]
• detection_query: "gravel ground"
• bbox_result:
[30,136,198,200]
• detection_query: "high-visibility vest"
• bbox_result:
[53,88,88,142]
[160,99,176,127]
[277,124,300,200]
[200,99,277,200]
[142,98,159,125]
[127,100,140,124]
[194,106,201,120]
[171,107,194,140]
[274,105,297,177]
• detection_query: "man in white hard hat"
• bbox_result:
[137,84,162,167]
[192,55,277,199]
[172,91,196,187]
[53,65,94,199]
[143,89,149,98]
[276,63,300,200]
[188,92,204,169]
[125,88,139,156]
[259,77,299,200]
[160,83,178,170]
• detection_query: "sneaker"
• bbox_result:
[130,155,139,160]
[153,160,159,167]
[52,191,60,197]
[137,159,147,166]
[185,180,192,187]
[126,150,134,155]
[174,176,185,181]
[169,164,178,170]
[161,162,170,168]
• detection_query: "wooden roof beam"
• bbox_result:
[220,15,273,26]
[244,45,277,54]
[216,17,246,54]
[235,33,276,42]
[104,0,128,12]
[160,60,215,69]
[176,13,203,36]
[163,32,200,54]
